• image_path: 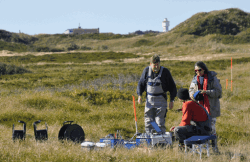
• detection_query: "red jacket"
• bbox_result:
[179,100,208,126]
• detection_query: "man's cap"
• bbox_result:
[177,88,190,100]
[150,54,160,63]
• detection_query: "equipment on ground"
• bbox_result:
[58,121,85,143]
[81,121,173,150]
[12,120,26,141]
[82,96,173,150]
[33,120,48,141]
[184,135,217,159]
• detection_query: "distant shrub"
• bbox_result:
[0,62,31,75]
[102,45,108,50]
[54,33,136,40]
[67,43,79,51]
[144,33,158,37]
[0,30,38,44]
[207,28,250,44]
[0,41,28,52]
[35,46,50,52]
[0,30,12,41]
[80,46,92,50]
[133,39,154,47]
[210,34,235,44]
[191,16,240,36]
[50,48,65,52]
[233,28,250,44]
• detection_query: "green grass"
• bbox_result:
[0,51,249,161]
[133,39,155,47]
[0,40,28,52]
[0,51,139,64]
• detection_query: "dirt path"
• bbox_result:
[1,50,248,65]
[0,50,98,57]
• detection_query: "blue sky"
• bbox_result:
[0,0,249,35]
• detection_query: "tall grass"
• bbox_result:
[0,51,249,161]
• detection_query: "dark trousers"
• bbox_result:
[174,125,197,144]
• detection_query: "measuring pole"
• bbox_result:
[132,96,138,134]
[231,57,233,91]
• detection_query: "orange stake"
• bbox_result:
[226,79,228,89]
[132,96,138,133]
[231,57,233,91]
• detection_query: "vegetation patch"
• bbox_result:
[0,41,28,52]
[0,62,31,75]
[0,111,36,126]
[59,89,132,105]
[133,39,154,47]
[0,52,139,64]
[172,8,250,36]
[38,33,137,40]
[21,94,90,112]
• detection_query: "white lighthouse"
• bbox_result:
[162,18,170,32]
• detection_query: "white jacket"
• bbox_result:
[189,71,222,118]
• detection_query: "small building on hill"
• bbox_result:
[64,25,99,34]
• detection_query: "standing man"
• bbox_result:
[137,54,177,134]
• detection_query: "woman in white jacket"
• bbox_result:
[189,61,222,153]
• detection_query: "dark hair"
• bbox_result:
[150,54,160,63]
[195,61,209,74]
[177,88,190,100]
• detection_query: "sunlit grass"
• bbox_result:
[0,51,250,161]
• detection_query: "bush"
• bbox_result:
[233,28,250,44]
[0,41,28,52]
[0,62,31,75]
[35,46,50,52]
[80,46,92,50]
[101,45,108,50]
[191,16,240,36]
[67,43,79,51]
[50,48,65,52]
[133,39,154,47]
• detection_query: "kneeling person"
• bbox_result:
[170,88,211,146]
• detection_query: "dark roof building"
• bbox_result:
[64,25,99,34]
